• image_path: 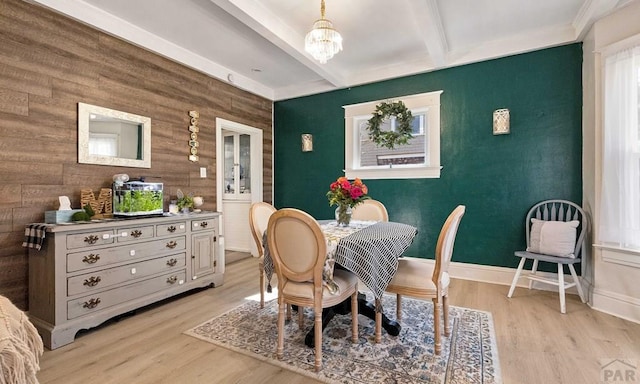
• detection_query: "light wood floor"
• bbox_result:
[37,256,640,384]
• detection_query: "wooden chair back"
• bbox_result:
[267,208,326,287]
[432,205,466,286]
[351,199,389,221]
[249,202,276,258]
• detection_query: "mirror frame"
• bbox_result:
[78,102,152,168]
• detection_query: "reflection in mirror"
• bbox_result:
[78,103,151,168]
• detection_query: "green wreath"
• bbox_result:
[366,101,414,149]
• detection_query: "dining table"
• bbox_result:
[263,219,418,346]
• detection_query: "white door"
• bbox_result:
[216,119,263,255]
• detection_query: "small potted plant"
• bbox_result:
[175,189,194,213]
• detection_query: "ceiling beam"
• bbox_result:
[409,0,449,68]
[210,0,347,88]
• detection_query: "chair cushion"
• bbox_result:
[281,269,358,307]
[388,258,449,294]
[527,218,578,258]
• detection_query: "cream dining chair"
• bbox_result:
[267,208,359,372]
[385,205,465,355]
[351,199,389,222]
[249,202,277,308]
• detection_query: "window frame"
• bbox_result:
[343,90,442,180]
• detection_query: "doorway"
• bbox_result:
[215,118,263,263]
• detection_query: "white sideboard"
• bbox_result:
[28,212,224,349]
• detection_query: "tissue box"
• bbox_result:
[45,209,85,224]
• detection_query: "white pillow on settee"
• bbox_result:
[526,218,579,258]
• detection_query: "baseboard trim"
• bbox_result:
[592,288,640,324]
[404,257,639,324]
[408,257,580,295]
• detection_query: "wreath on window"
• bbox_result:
[366,100,414,149]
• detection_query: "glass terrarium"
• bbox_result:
[113,181,163,217]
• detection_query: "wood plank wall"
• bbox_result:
[0,0,273,309]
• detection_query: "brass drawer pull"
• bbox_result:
[166,258,178,267]
[167,225,177,233]
[166,240,178,249]
[82,298,101,309]
[84,235,99,244]
[83,276,102,287]
[130,230,143,238]
[82,254,101,264]
[200,221,208,228]
[166,276,178,284]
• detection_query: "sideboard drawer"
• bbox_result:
[66,236,187,272]
[67,269,187,319]
[67,253,187,296]
[66,230,115,249]
[156,222,187,236]
[191,219,214,232]
[115,225,154,243]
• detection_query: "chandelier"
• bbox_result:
[305,0,343,64]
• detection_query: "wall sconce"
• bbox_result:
[493,108,510,135]
[188,110,200,161]
[301,134,313,152]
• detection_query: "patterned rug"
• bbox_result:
[184,293,501,384]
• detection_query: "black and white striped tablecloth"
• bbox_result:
[263,221,417,300]
[332,222,418,299]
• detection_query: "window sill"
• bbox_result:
[593,244,640,268]
[345,166,442,180]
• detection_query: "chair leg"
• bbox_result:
[568,264,586,303]
[298,306,304,328]
[396,294,402,322]
[558,263,566,314]
[259,267,265,308]
[276,299,285,359]
[374,298,382,343]
[286,304,292,321]
[432,298,441,355]
[351,291,358,343]
[529,260,539,290]
[314,307,322,372]
[507,257,527,298]
[443,294,450,337]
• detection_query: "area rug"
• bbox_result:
[184,293,501,384]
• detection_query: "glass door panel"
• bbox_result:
[224,135,235,195]
[239,134,251,194]
[223,132,252,200]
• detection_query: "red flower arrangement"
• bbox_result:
[326,176,370,208]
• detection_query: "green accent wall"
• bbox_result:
[273,44,582,268]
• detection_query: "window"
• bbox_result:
[88,133,119,157]
[343,91,442,180]
[600,43,640,250]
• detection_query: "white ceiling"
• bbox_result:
[29,0,633,101]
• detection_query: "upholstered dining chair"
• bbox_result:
[507,200,587,314]
[351,199,389,222]
[385,205,465,355]
[267,208,359,372]
[249,202,277,308]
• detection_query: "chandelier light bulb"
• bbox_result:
[305,0,343,64]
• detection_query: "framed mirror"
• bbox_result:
[78,102,151,168]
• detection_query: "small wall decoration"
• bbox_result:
[188,110,200,162]
[493,108,510,135]
[301,134,313,152]
[366,100,414,149]
[81,188,112,218]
